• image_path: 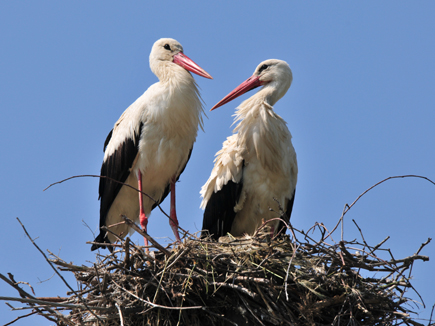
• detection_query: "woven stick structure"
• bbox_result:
[1,216,431,326]
[3,175,435,325]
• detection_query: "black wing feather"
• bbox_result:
[103,129,113,152]
[91,123,143,251]
[276,188,296,237]
[201,162,244,240]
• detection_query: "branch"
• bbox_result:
[324,175,435,242]
[43,174,191,236]
[112,280,202,310]
[0,273,75,326]
[15,218,104,323]
[0,296,111,311]
[121,215,171,257]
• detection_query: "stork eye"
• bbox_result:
[164,44,171,51]
[258,64,268,74]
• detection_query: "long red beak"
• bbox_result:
[211,75,262,111]
[173,52,213,79]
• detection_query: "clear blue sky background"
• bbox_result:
[1,2,434,325]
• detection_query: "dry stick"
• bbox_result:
[87,240,124,250]
[176,263,197,325]
[285,243,300,301]
[15,217,104,324]
[201,308,239,326]
[270,198,299,242]
[115,302,125,326]
[415,237,432,256]
[47,258,90,272]
[237,292,266,326]
[0,296,110,311]
[124,237,131,268]
[94,225,153,260]
[0,274,59,324]
[370,236,391,256]
[2,274,35,301]
[122,215,171,257]
[404,238,432,308]
[43,174,191,236]
[105,225,153,260]
[352,219,370,253]
[44,174,158,204]
[155,248,190,277]
[33,297,68,303]
[324,175,435,244]
[172,272,270,285]
[429,303,435,326]
[308,223,336,247]
[0,275,75,326]
[212,282,259,299]
[3,310,40,326]
[111,280,202,310]
[88,225,132,253]
[255,283,276,316]
[7,277,36,296]
[153,255,172,304]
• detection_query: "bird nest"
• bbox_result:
[1,216,431,326]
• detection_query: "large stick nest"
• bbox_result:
[1,216,431,326]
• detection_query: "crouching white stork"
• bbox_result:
[91,38,212,251]
[200,59,297,240]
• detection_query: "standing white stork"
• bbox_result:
[91,38,212,251]
[200,59,297,240]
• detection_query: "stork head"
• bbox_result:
[150,38,212,79]
[211,59,292,110]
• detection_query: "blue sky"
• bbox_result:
[1,2,434,325]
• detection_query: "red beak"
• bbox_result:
[210,75,262,111]
[173,52,213,79]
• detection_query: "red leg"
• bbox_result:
[169,178,181,242]
[137,170,149,249]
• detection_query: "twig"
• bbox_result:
[156,248,190,277]
[3,310,40,326]
[324,175,435,243]
[415,237,432,256]
[44,174,157,203]
[0,296,111,311]
[237,291,266,326]
[15,217,104,323]
[285,243,300,301]
[429,303,435,326]
[201,307,239,326]
[122,215,171,257]
[112,281,202,310]
[115,302,125,326]
[211,282,259,299]
[3,199,431,326]
[43,174,192,237]
[0,273,74,325]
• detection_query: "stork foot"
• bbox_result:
[169,210,182,243]
[139,212,150,250]
[170,179,182,243]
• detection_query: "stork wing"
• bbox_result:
[92,122,143,250]
[276,189,296,237]
[200,135,244,239]
[201,174,244,240]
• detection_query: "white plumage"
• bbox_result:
[92,38,212,251]
[201,59,297,239]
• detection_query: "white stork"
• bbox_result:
[200,59,297,240]
[91,38,212,251]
